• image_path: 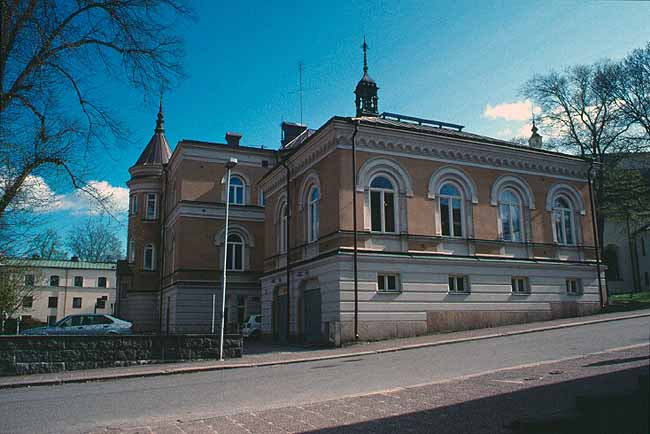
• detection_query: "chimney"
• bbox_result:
[225,132,242,147]
[281,122,307,147]
[71,256,79,262]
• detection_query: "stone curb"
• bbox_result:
[2,311,649,390]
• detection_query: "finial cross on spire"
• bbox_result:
[155,89,165,133]
[362,36,368,74]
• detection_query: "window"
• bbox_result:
[96,298,107,309]
[144,244,155,271]
[98,277,107,288]
[279,203,288,253]
[377,274,399,292]
[94,314,112,324]
[128,239,135,263]
[565,278,582,295]
[48,296,58,308]
[511,277,530,294]
[370,176,396,233]
[499,189,523,241]
[236,295,246,324]
[49,275,59,286]
[439,183,463,237]
[130,194,138,215]
[259,190,265,207]
[74,276,83,287]
[307,186,320,242]
[553,197,575,245]
[226,234,244,271]
[72,297,82,309]
[229,176,245,205]
[24,274,34,286]
[146,193,157,219]
[448,275,469,293]
[22,296,33,308]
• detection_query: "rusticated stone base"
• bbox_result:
[0,334,242,376]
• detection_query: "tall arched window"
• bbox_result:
[307,186,320,242]
[128,239,135,263]
[370,176,396,233]
[143,244,155,271]
[499,189,522,241]
[229,176,245,205]
[439,183,463,237]
[279,202,288,253]
[553,196,574,245]
[226,234,244,271]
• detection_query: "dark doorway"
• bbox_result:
[303,288,322,344]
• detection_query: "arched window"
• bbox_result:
[226,234,244,271]
[370,176,396,233]
[229,176,245,205]
[143,244,155,271]
[499,189,523,241]
[128,239,135,263]
[439,183,463,237]
[279,202,288,253]
[307,186,320,242]
[553,196,575,245]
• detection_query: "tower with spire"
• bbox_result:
[528,115,543,148]
[354,37,379,117]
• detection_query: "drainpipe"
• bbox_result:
[158,164,168,333]
[587,160,605,308]
[351,121,360,340]
[280,158,291,343]
[63,268,69,317]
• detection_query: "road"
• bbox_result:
[0,316,649,434]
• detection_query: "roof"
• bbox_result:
[2,258,117,270]
[134,105,172,166]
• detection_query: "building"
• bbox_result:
[6,258,116,326]
[117,43,604,343]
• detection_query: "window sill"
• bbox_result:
[376,290,401,294]
[566,293,583,297]
[447,291,471,295]
[511,292,531,296]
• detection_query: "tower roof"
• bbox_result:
[135,99,172,166]
[355,37,379,117]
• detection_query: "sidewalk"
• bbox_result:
[1,308,649,390]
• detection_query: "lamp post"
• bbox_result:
[219,157,238,361]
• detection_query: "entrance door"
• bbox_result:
[303,288,321,344]
[273,287,288,342]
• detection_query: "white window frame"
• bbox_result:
[130,194,138,215]
[565,278,582,295]
[226,234,245,271]
[369,175,398,234]
[377,273,400,292]
[128,239,135,263]
[145,193,158,220]
[499,189,523,242]
[143,244,155,271]
[229,176,245,205]
[439,182,464,238]
[448,275,469,293]
[307,186,320,243]
[553,196,575,246]
[511,277,530,294]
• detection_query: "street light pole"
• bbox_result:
[219,157,238,361]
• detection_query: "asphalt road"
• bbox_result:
[1,316,649,434]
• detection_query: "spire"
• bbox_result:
[134,101,172,166]
[155,93,165,133]
[528,113,542,148]
[355,37,379,117]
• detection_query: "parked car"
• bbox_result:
[241,314,262,339]
[21,314,133,336]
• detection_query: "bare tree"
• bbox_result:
[66,218,123,262]
[28,228,67,259]
[0,260,40,332]
[0,0,191,242]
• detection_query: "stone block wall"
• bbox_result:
[0,334,242,376]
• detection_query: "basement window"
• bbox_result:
[565,278,582,295]
[511,277,530,294]
[448,275,470,293]
[377,274,400,292]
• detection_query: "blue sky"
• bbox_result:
[34,1,650,253]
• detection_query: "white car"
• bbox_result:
[241,314,262,339]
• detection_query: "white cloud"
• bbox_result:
[483,99,541,121]
[495,128,514,139]
[53,180,129,216]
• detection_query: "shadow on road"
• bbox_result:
[301,366,649,434]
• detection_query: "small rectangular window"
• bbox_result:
[146,193,157,219]
[96,298,106,309]
[511,277,530,294]
[448,275,469,293]
[97,277,107,288]
[24,274,35,286]
[377,274,399,292]
[22,296,33,308]
[130,194,138,215]
[72,297,82,309]
[49,275,60,287]
[48,296,58,308]
[74,276,83,287]
[565,278,582,295]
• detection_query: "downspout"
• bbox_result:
[63,268,69,318]
[351,121,360,340]
[587,160,605,308]
[280,158,291,343]
[158,164,168,333]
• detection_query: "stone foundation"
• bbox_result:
[0,334,242,376]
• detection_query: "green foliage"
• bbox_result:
[599,165,650,225]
